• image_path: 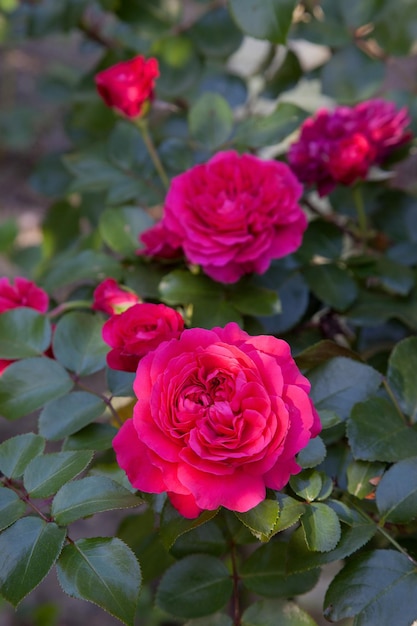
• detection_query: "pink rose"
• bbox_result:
[113,323,321,518]
[92,278,141,315]
[0,277,49,313]
[95,55,159,118]
[353,99,412,162]
[288,99,412,196]
[139,150,307,283]
[102,303,184,372]
[328,133,375,185]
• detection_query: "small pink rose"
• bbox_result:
[92,278,141,315]
[0,277,49,314]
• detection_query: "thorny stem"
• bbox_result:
[135,118,170,190]
[2,477,52,523]
[230,540,241,626]
[70,374,124,427]
[349,498,417,566]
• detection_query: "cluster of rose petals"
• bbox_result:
[140,150,307,284]
[0,277,49,314]
[95,55,159,118]
[288,99,412,196]
[113,322,321,518]
[102,302,184,372]
[92,278,141,315]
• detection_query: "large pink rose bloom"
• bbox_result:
[0,277,49,313]
[113,323,321,518]
[139,151,307,283]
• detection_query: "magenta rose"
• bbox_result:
[102,303,184,372]
[92,278,141,315]
[113,323,321,518]
[0,277,49,313]
[353,99,412,162]
[139,150,307,283]
[288,99,412,196]
[95,55,159,118]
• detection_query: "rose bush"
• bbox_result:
[140,150,307,283]
[2,3,417,626]
[113,323,320,518]
[102,302,184,372]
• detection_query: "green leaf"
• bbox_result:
[0,517,66,607]
[185,616,232,626]
[189,6,243,58]
[159,499,219,549]
[192,299,243,329]
[23,451,93,498]
[157,36,202,99]
[0,309,51,359]
[171,521,227,559]
[322,45,385,104]
[229,0,297,44]
[228,283,281,317]
[100,206,154,256]
[106,369,135,397]
[242,599,319,626]
[0,357,73,420]
[308,357,382,420]
[159,269,224,305]
[40,249,122,292]
[387,336,417,422]
[296,220,344,263]
[297,437,326,469]
[263,50,303,99]
[0,433,45,478]
[234,103,306,149]
[189,93,233,151]
[240,542,320,597]
[274,494,305,532]
[38,391,106,440]
[373,0,417,55]
[57,537,141,626]
[290,469,323,502]
[295,339,363,371]
[324,549,417,626]
[51,476,141,525]
[300,503,341,552]
[286,508,376,574]
[63,423,117,451]
[347,460,385,499]
[303,264,358,311]
[347,396,417,462]
[376,457,417,523]
[106,120,148,172]
[235,499,280,542]
[0,488,26,530]
[53,312,108,376]
[156,554,233,619]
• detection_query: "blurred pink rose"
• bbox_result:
[95,55,159,118]
[113,322,321,518]
[140,150,307,283]
[102,303,184,372]
[92,278,141,315]
[288,99,412,196]
[0,359,15,376]
[0,277,49,313]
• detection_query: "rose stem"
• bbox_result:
[352,184,368,247]
[135,118,169,190]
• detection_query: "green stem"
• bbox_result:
[2,477,52,523]
[48,300,92,319]
[70,374,124,427]
[135,118,169,190]
[230,540,241,626]
[348,497,417,565]
[352,184,368,245]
